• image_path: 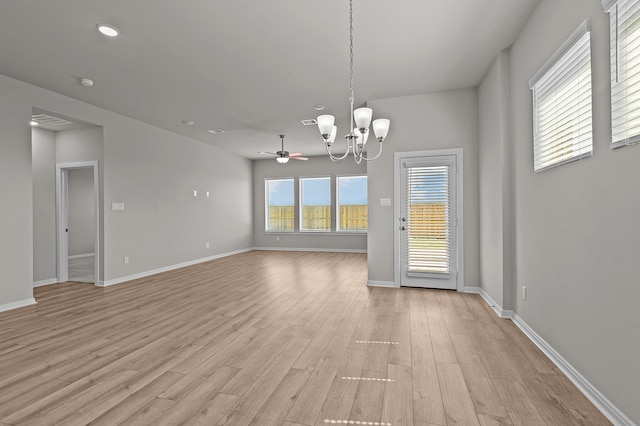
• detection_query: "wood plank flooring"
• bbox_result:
[0,251,610,425]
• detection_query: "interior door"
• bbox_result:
[57,168,69,283]
[399,155,457,289]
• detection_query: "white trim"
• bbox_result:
[0,298,37,313]
[471,289,633,425]
[68,253,95,259]
[463,286,513,319]
[56,161,100,285]
[394,148,464,291]
[98,248,252,287]
[367,280,399,288]
[253,247,367,254]
[511,314,635,426]
[265,232,367,236]
[33,278,58,288]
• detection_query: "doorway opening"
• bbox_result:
[31,108,102,288]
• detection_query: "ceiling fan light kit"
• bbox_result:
[266,134,308,164]
[316,0,390,164]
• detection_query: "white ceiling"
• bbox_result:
[0,0,539,159]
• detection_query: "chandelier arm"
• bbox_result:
[357,141,384,162]
[325,142,351,162]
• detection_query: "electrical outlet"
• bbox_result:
[522,286,527,300]
[205,242,210,249]
[124,256,129,265]
[276,236,280,241]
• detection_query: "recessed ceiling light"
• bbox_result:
[80,78,94,87]
[30,121,39,126]
[182,120,195,126]
[97,24,120,37]
[314,104,325,111]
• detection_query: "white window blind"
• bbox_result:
[604,0,640,147]
[529,22,593,172]
[406,165,450,275]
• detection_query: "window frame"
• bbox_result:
[604,0,640,148]
[264,177,295,233]
[336,174,368,233]
[299,176,332,233]
[529,20,593,172]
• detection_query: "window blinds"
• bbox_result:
[406,165,450,275]
[529,22,593,172]
[604,0,640,147]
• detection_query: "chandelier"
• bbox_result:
[316,0,390,163]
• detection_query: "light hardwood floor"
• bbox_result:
[0,251,610,425]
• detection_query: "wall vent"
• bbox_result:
[301,118,317,126]
[31,114,74,127]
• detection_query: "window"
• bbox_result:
[337,175,368,232]
[604,0,640,147]
[529,21,593,172]
[265,178,294,232]
[300,177,331,231]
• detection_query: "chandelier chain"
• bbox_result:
[349,0,354,104]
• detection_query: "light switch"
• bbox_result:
[111,202,125,211]
[380,198,392,207]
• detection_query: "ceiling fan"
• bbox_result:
[264,134,308,164]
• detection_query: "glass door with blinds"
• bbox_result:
[398,155,458,289]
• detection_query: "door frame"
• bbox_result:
[394,148,464,291]
[56,161,100,284]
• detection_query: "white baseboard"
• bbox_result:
[511,314,634,426]
[98,248,253,287]
[253,247,367,254]
[0,298,37,313]
[33,278,58,288]
[367,280,398,288]
[471,287,633,425]
[463,286,513,319]
[68,253,94,259]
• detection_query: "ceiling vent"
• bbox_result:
[31,114,74,127]
[208,129,225,134]
[301,118,317,126]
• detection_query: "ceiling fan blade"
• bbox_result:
[289,152,305,157]
[291,156,309,160]
[261,152,278,156]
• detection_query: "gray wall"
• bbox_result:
[366,89,480,286]
[253,155,367,251]
[32,128,56,283]
[478,49,514,310]
[67,168,95,257]
[1,71,253,309]
[505,0,640,421]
